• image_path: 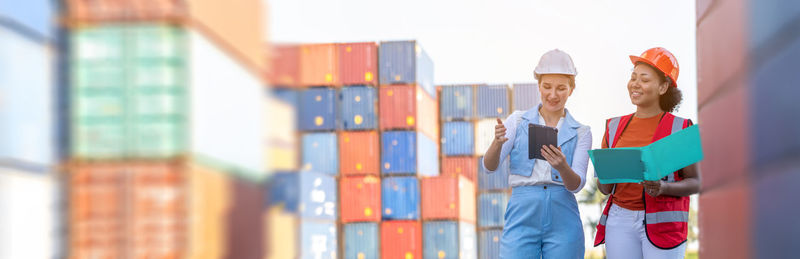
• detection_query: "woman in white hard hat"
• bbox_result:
[483,49,591,259]
[593,47,699,259]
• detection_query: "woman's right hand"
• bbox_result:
[494,118,509,144]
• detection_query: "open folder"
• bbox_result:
[589,124,703,184]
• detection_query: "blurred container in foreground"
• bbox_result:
[440,84,478,121]
[378,40,435,96]
[476,84,510,119]
[264,206,298,259]
[381,131,439,177]
[300,43,338,86]
[441,121,475,156]
[478,229,502,259]
[381,176,420,220]
[441,156,478,183]
[0,0,54,40]
[477,192,509,228]
[0,166,59,259]
[340,175,382,223]
[478,156,510,191]
[511,83,540,112]
[339,86,378,130]
[422,221,478,259]
[343,222,379,259]
[301,132,338,175]
[269,45,301,87]
[379,84,439,140]
[187,163,231,259]
[421,175,476,223]
[227,177,265,259]
[474,119,497,156]
[266,171,337,220]
[339,131,380,176]
[264,96,298,171]
[299,87,337,131]
[339,42,378,86]
[381,221,422,259]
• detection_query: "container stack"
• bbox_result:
[0,2,60,259]
[61,1,270,258]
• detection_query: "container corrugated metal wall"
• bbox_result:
[226,177,265,259]
[188,163,230,259]
[477,192,508,228]
[269,45,300,87]
[475,84,510,118]
[299,87,337,131]
[265,206,298,259]
[299,221,337,259]
[339,86,378,130]
[381,221,422,259]
[340,175,381,223]
[339,131,380,176]
[440,84,476,121]
[421,175,476,223]
[339,42,378,86]
[344,223,379,259]
[478,229,502,259]
[511,83,539,112]
[478,156,509,191]
[422,221,477,259]
[378,41,435,96]
[0,0,54,40]
[265,172,300,213]
[378,84,439,141]
[0,25,54,166]
[301,133,338,175]
[381,131,439,176]
[473,119,496,156]
[0,167,59,259]
[381,176,420,220]
[300,43,338,86]
[265,171,337,220]
[441,156,477,183]
[442,121,474,156]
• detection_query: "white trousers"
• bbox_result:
[605,204,687,259]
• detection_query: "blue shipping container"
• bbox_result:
[0,26,54,167]
[378,41,435,97]
[476,84,510,118]
[748,1,800,52]
[442,121,474,156]
[440,84,476,121]
[299,87,336,131]
[478,156,510,191]
[478,192,509,228]
[381,131,439,176]
[0,0,54,40]
[301,133,338,176]
[512,83,540,112]
[754,165,800,259]
[478,229,502,259]
[381,176,420,220]
[339,86,377,130]
[344,223,379,259]
[423,221,477,259]
[265,171,337,220]
[271,88,300,111]
[300,221,338,259]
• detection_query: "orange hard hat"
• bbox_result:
[629,47,679,88]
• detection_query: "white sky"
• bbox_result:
[265,0,699,251]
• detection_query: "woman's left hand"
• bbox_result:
[642,180,666,197]
[541,145,569,172]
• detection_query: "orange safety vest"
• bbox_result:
[594,112,693,249]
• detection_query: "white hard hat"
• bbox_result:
[533,49,577,80]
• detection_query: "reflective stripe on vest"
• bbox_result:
[607,117,622,148]
[645,211,689,224]
[663,117,685,183]
[599,214,608,226]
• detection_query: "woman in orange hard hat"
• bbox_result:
[593,47,700,259]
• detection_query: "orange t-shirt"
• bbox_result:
[602,113,663,211]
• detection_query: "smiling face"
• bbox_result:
[538,74,574,113]
[628,63,669,108]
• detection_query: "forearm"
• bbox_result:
[662,178,700,197]
[597,179,613,195]
[483,140,503,171]
[558,166,582,191]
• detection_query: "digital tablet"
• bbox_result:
[528,124,558,160]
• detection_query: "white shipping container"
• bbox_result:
[264,96,298,171]
[0,166,59,259]
[0,26,54,166]
[474,119,496,156]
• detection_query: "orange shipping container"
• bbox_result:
[420,175,476,223]
[378,84,439,141]
[269,45,301,87]
[381,221,422,259]
[300,43,339,86]
[188,163,231,259]
[339,131,380,176]
[339,42,378,86]
[340,176,382,223]
[69,165,125,259]
[264,206,298,259]
[441,157,478,183]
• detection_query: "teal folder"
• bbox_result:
[589,124,704,184]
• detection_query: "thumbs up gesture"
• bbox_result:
[495,118,509,144]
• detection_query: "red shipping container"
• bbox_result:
[340,176,382,223]
[696,0,747,106]
[381,221,422,259]
[420,175,476,223]
[378,84,439,141]
[339,131,380,176]
[269,45,301,87]
[226,178,265,259]
[699,85,750,190]
[441,156,477,183]
[339,42,378,86]
[300,43,339,86]
[699,179,752,259]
